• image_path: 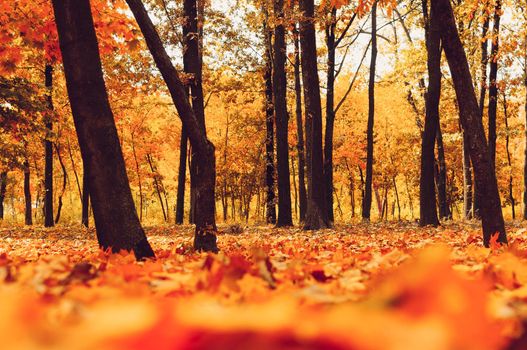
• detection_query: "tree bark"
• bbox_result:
[503,93,515,219]
[44,64,54,228]
[293,22,307,222]
[324,7,337,224]
[0,172,7,220]
[263,11,277,224]
[435,0,507,246]
[175,129,187,224]
[419,0,440,227]
[273,0,293,227]
[487,0,501,169]
[24,159,32,225]
[436,121,451,219]
[81,162,89,227]
[54,144,67,224]
[362,1,377,221]
[51,0,155,259]
[126,0,217,252]
[299,0,330,229]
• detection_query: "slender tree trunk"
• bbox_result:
[175,129,187,224]
[44,64,54,228]
[435,0,506,246]
[419,0,439,227]
[503,93,515,219]
[362,1,377,221]
[81,163,89,227]
[24,159,32,225]
[487,0,501,169]
[436,121,451,219]
[273,0,293,227]
[130,134,143,221]
[51,0,155,259]
[0,172,7,220]
[54,144,68,224]
[292,154,298,217]
[324,7,337,224]
[300,0,330,230]
[393,176,401,221]
[147,154,167,222]
[463,134,473,219]
[126,0,217,252]
[293,22,307,222]
[263,12,277,224]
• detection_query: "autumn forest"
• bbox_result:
[3,0,527,348]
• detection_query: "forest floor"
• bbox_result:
[1,221,527,349]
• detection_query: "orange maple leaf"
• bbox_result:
[490,232,502,251]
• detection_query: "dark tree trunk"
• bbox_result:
[503,93,515,219]
[463,134,473,219]
[324,7,337,224]
[362,1,377,221]
[0,172,7,220]
[263,12,276,224]
[81,162,89,227]
[300,0,330,229]
[44,64,54,228]
[487,0,501,169]
[436,122,451,219]
[293,22,307,222]
[51,0,155,259]
[126,0,217,252]
[273,0,293,227]
[147,154,167,222]
[419,0,439,227]
[24,159,32,225]
[435,0,507,246]
[175,129,187,224]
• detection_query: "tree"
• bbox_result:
[300,0,330,229]
[487,0,501,169]
[263,9,277,224]
[44,64,54,228]
[419,0,440,227]
[362,1,377,222]
[435,0,507,246]
[273,0,293,227]
[125,0,218,252]
[51,0,155,259]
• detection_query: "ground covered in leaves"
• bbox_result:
[2,222,527,349]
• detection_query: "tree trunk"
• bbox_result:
[0,172,7,220]
[436,122,451,219]
[293,22,307,222]
[126,0,217,252]
[81,162,89,227]
[51,0,155,259]
[175,129,187,224]
[44,64,54,228]
[273,0,293,227]
[487,0,501,169]
[324,7,337,224]
[263,12,277,224]
[435,0,506,246]
[419,0,440,227]
[463,134,473,219]
[362,1,377,221]
[503,93,515,219]
[147,154,167,222]
[24,159,32,225]
[300,0,330,230]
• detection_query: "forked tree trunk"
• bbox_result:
[175,129,187,224]
[126,0,217,252]
[300,0,330,229]
[435,0,507,246]
[273,0,293,227]
[44,64,54,228]
[419,0,439,227]
[362,1,377,221]
[51,0,155,259]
